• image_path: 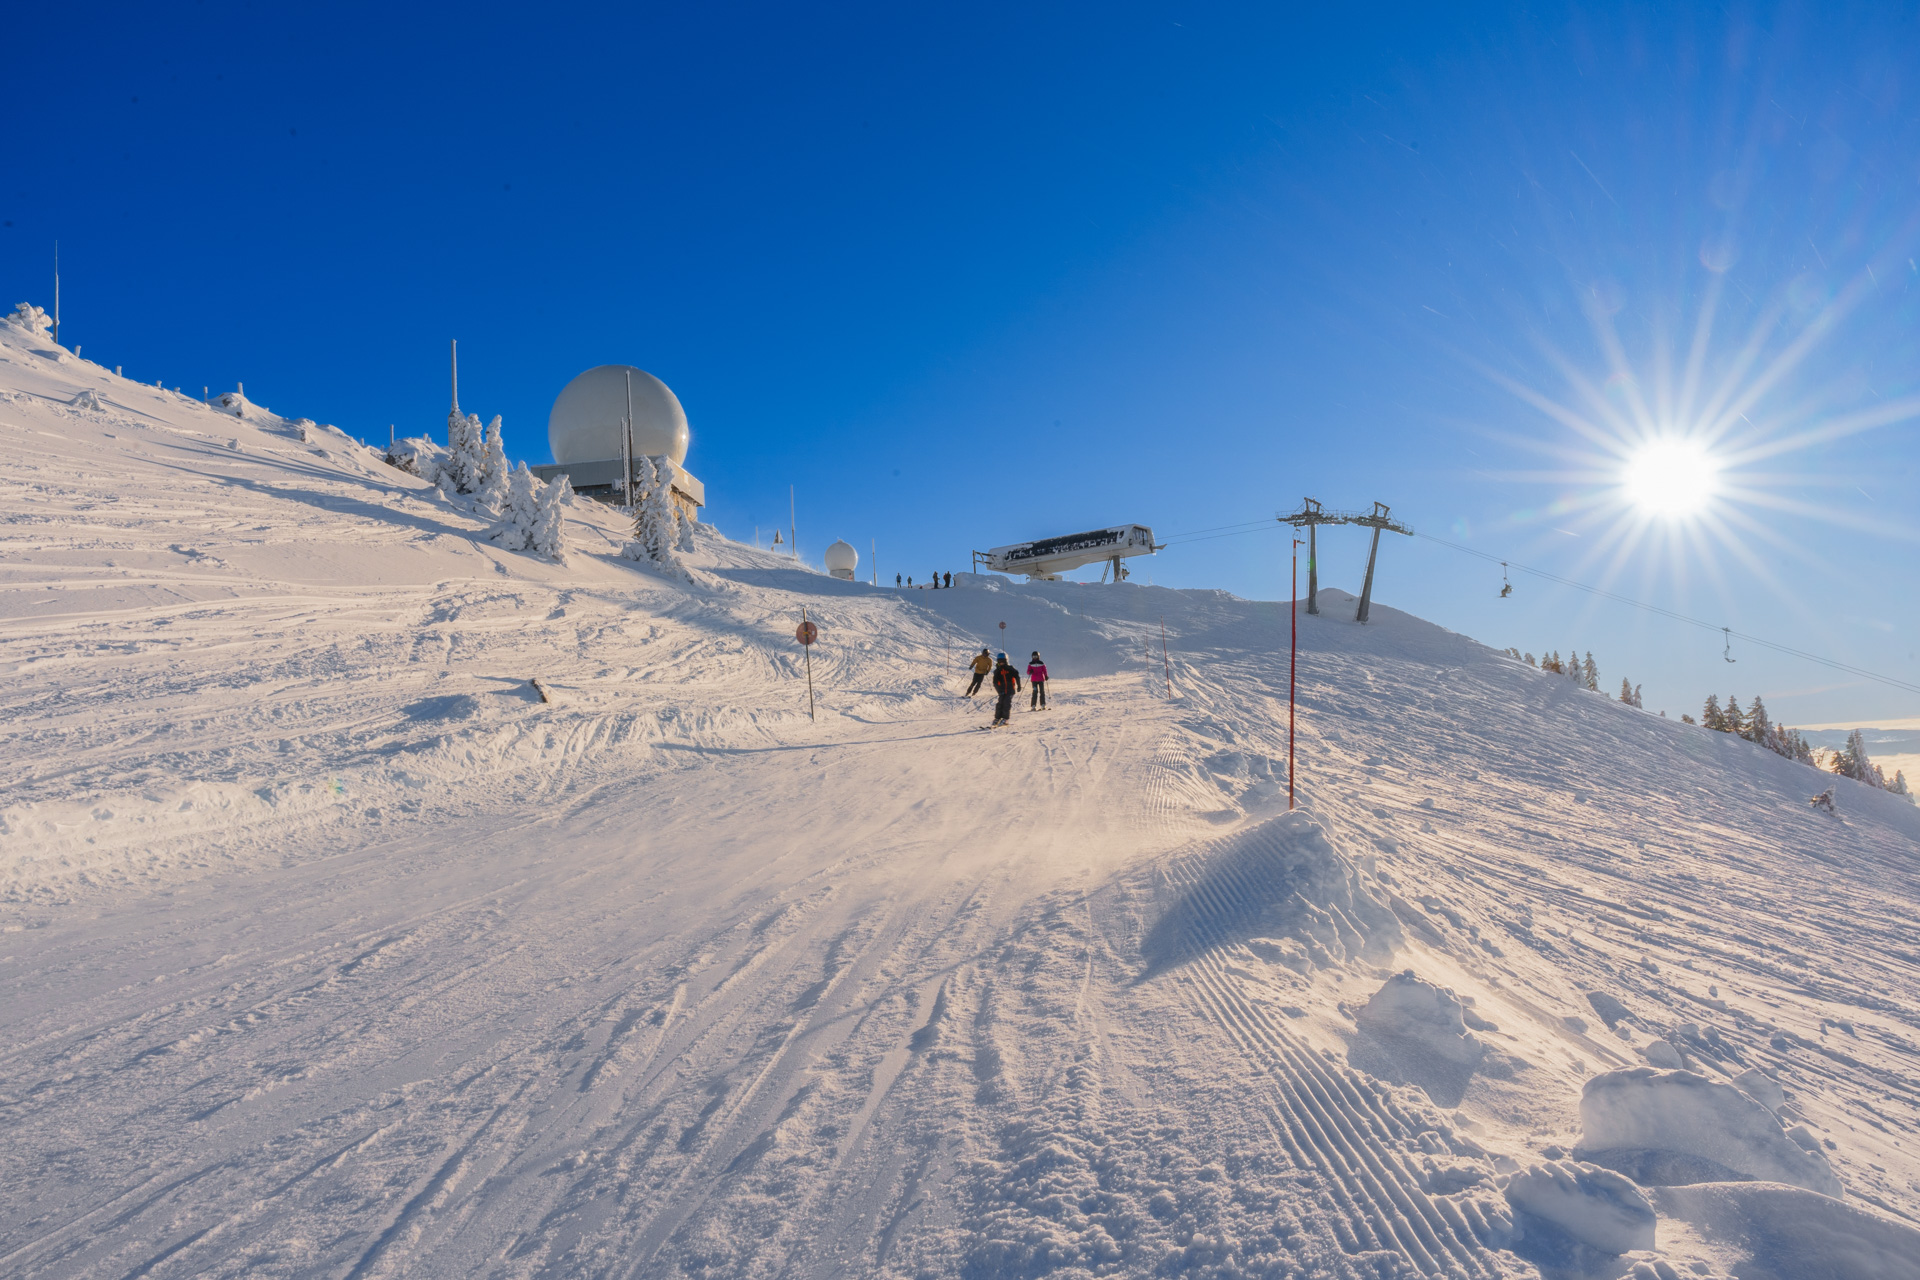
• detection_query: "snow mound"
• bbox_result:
[1654,1182,1920,1280]
[1578,1068,1842,1196]
[68,387,102,410]
[1357,971,1484,1065]
[1144,811,1402,972]
[1504,1158,1656,1254]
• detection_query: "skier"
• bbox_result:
[989,653,1021,727]
[964,648,992,697]
[1027,651,1048,710]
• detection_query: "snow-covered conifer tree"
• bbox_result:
[474,416,509,513]
[1524,652,1536,667]
[1892,770,1912,799]
[1632,683,1643,709]
[7,302,54,338]
[620,456,693,575]
[490,462,542,551]
[1583,652,1599,691]
[1746,696,1771,745]
[1725,696,1745,737]
[528,473,571,562]
[442,410,486,495]
[1619,678,1634,703]
[1702,695,1723,731]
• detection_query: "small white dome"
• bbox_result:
[824,539,859,579]
[548,365,689,466]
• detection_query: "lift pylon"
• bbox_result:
[1352,501,1413,623]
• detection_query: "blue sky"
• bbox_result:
[7,2,1918,725]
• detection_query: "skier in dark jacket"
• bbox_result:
[1027,652,1049,709]
[965,648,992,696]
[990,653,1021,726]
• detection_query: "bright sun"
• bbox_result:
[1622,438,1720,517]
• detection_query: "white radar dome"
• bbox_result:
[548,365,689,467]
[824,539,859,580]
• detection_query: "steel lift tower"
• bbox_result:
[1278,498,1413,623]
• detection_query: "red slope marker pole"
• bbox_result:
[1290,537,1301,810]
[1160,615,1171,696]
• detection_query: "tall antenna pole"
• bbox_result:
[52,242,60,348]
[1290,537,1301,810]
[623,369,636,512]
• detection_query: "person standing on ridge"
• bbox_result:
[931,569,939,589]
[895,573,902,588]
[989,652,1021,727]
[1027,651,1049,710]
[943,572,951,588]
[965,648,992,697]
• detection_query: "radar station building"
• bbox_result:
[531,365,706,521]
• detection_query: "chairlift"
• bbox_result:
[1499,562,1512,598]
[1723,626,1736,663]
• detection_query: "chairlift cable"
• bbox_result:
[1415,531,1920,697]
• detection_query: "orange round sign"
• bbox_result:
[795,620,819,645]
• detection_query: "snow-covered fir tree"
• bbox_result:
[528,473,571,562]
[621,456,688,571]
[1619,678,1634,703]
[442,410,487,495]
[1523,652,1536,667]
[1724,695,1746,736]
[490,462,543,552]
[7,302,53,338]
[474,416,509,513]
[1745,696,1771,745]
[1702,694,1723,730]
[1583,651,1599,691]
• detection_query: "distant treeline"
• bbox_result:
[1500,647,1911,802]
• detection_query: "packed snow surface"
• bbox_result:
[4,321,1920,1279]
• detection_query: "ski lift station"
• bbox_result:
[975,524,1158,581]
[531,365,706,521]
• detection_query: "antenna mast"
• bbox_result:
[52,242,60,348]
[623,369,636,512]
[450,339,460,415]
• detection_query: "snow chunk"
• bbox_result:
[1642,1039,1683,1069]
[1654,1181,1920,1280]
[1357,971,1483,1065]
[1577,1068,1841,1195]
[1732,1067,1785,1113]
[1504,1159,1655,1254]
[68,387,102,410]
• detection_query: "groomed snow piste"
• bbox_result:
[4,318,1920,1280]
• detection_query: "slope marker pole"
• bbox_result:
[799,606,817,721]
[1291,537,1301,810]
[1160,615,1171,696]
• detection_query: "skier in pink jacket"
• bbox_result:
[1026,652,1049,710]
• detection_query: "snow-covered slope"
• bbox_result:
[4,319,1920,1280]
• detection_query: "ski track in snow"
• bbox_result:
[3,324,1920,1279]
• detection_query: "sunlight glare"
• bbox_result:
[1623,438,1719,517]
